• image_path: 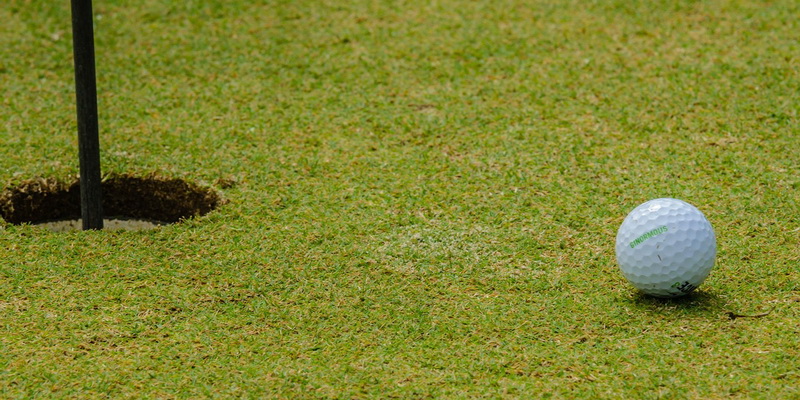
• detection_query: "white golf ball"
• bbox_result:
[615,198,716,298]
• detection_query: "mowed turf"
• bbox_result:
[1,0,798,397]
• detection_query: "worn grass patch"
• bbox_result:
[1,0,798,398]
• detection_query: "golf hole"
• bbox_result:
[0,175,224,231]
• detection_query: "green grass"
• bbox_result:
[1,0,799,397]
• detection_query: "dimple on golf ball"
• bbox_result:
[615,198,716,298]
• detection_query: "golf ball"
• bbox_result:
[615,198,716,298]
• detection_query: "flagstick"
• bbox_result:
[70,0,104,230]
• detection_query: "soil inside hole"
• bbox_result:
[0,174,224,229]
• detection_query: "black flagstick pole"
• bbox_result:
[70,0,104,230]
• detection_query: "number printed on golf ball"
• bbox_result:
[615,198,716,298]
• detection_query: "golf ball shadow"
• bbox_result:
[625,287,724,316]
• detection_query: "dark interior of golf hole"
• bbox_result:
[0,175,223,231]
